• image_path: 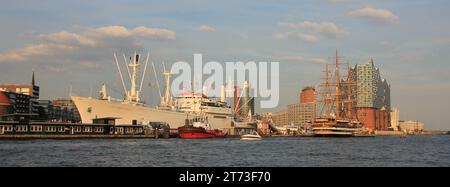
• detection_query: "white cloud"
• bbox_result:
[130,27,176,40]
[87,25,176,40]
[195,25,217,32]
[0,44,77,62]
[0,25,176,64]
[349,7,399,24]
[281,56,305,62]
[39,31,97,47]
[309,58,328,64]
[274,32,319,42]
[279,21,349,38]
[46,66,66,73]
[277,56,329,64]
[79,61,99,69]
[88,26,132,38]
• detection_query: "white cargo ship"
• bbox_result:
[72,53,234,131]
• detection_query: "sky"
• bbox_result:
[0,0,450,130]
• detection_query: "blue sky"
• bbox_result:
[1,0,450,130]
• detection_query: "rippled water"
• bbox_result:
[1,136,449,167]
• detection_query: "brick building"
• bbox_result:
[271,86,317,127]
[348,58,391,130]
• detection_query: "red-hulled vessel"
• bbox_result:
[178,117,226,139]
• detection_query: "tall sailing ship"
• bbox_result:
[71,52,234,132]
[311,50,370,137]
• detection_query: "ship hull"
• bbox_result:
[71,96,233,130]
[178,126,225,139]
[312,126,363,137]
[179,132,216,139]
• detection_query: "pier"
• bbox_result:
[0,115,170,139]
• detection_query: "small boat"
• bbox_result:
[178,116,226,139]
[240,131,262,141]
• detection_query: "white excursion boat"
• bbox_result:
[240,131,262,141]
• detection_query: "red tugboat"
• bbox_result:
[178,116,226,139]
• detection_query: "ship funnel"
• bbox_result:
[99,83,108,100]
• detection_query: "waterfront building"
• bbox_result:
[51,99,81,122]
[0,72,40,114]
[287,103,301,126]
[299,87,316,126]
[0,92,12,116]
[271,86,317,127]
[0,91,31,114]
[390,107,400,131]
[349,58,390,110]
[348,58,391,130]
[399,120,424,134]
[36,99,81,123]
[271,110,288,126]
[300,86,316,103]
[355,107,390,130]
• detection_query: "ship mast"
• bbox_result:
[129,52,140,102]
[113,52,149,104]
[334,49,341,119]
[318,49,347,119]
[162,62,173,107]
[322,64,333,117]
[342,60,357,120]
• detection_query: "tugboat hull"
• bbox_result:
[178,126,225,139]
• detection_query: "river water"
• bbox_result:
[1,136,449,167]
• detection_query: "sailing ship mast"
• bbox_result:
[318,49,357,120]
[334,49,341,119]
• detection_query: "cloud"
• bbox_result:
[0,25,176,64]
[87,26,176,40]
[309,58,328,64]
[279,21,349,38]
[274,32,319,42]
[46,66,66,73]
[0,43,78,62]
[195,25,217,32]
[39,31,97,47]
[348,7,399,24]
[79,61,99,69]
[281,56,305,62]
[88,26,132,38]
[130,27,176,40]
[277,56,329,64]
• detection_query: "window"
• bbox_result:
[84,126,92,132]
